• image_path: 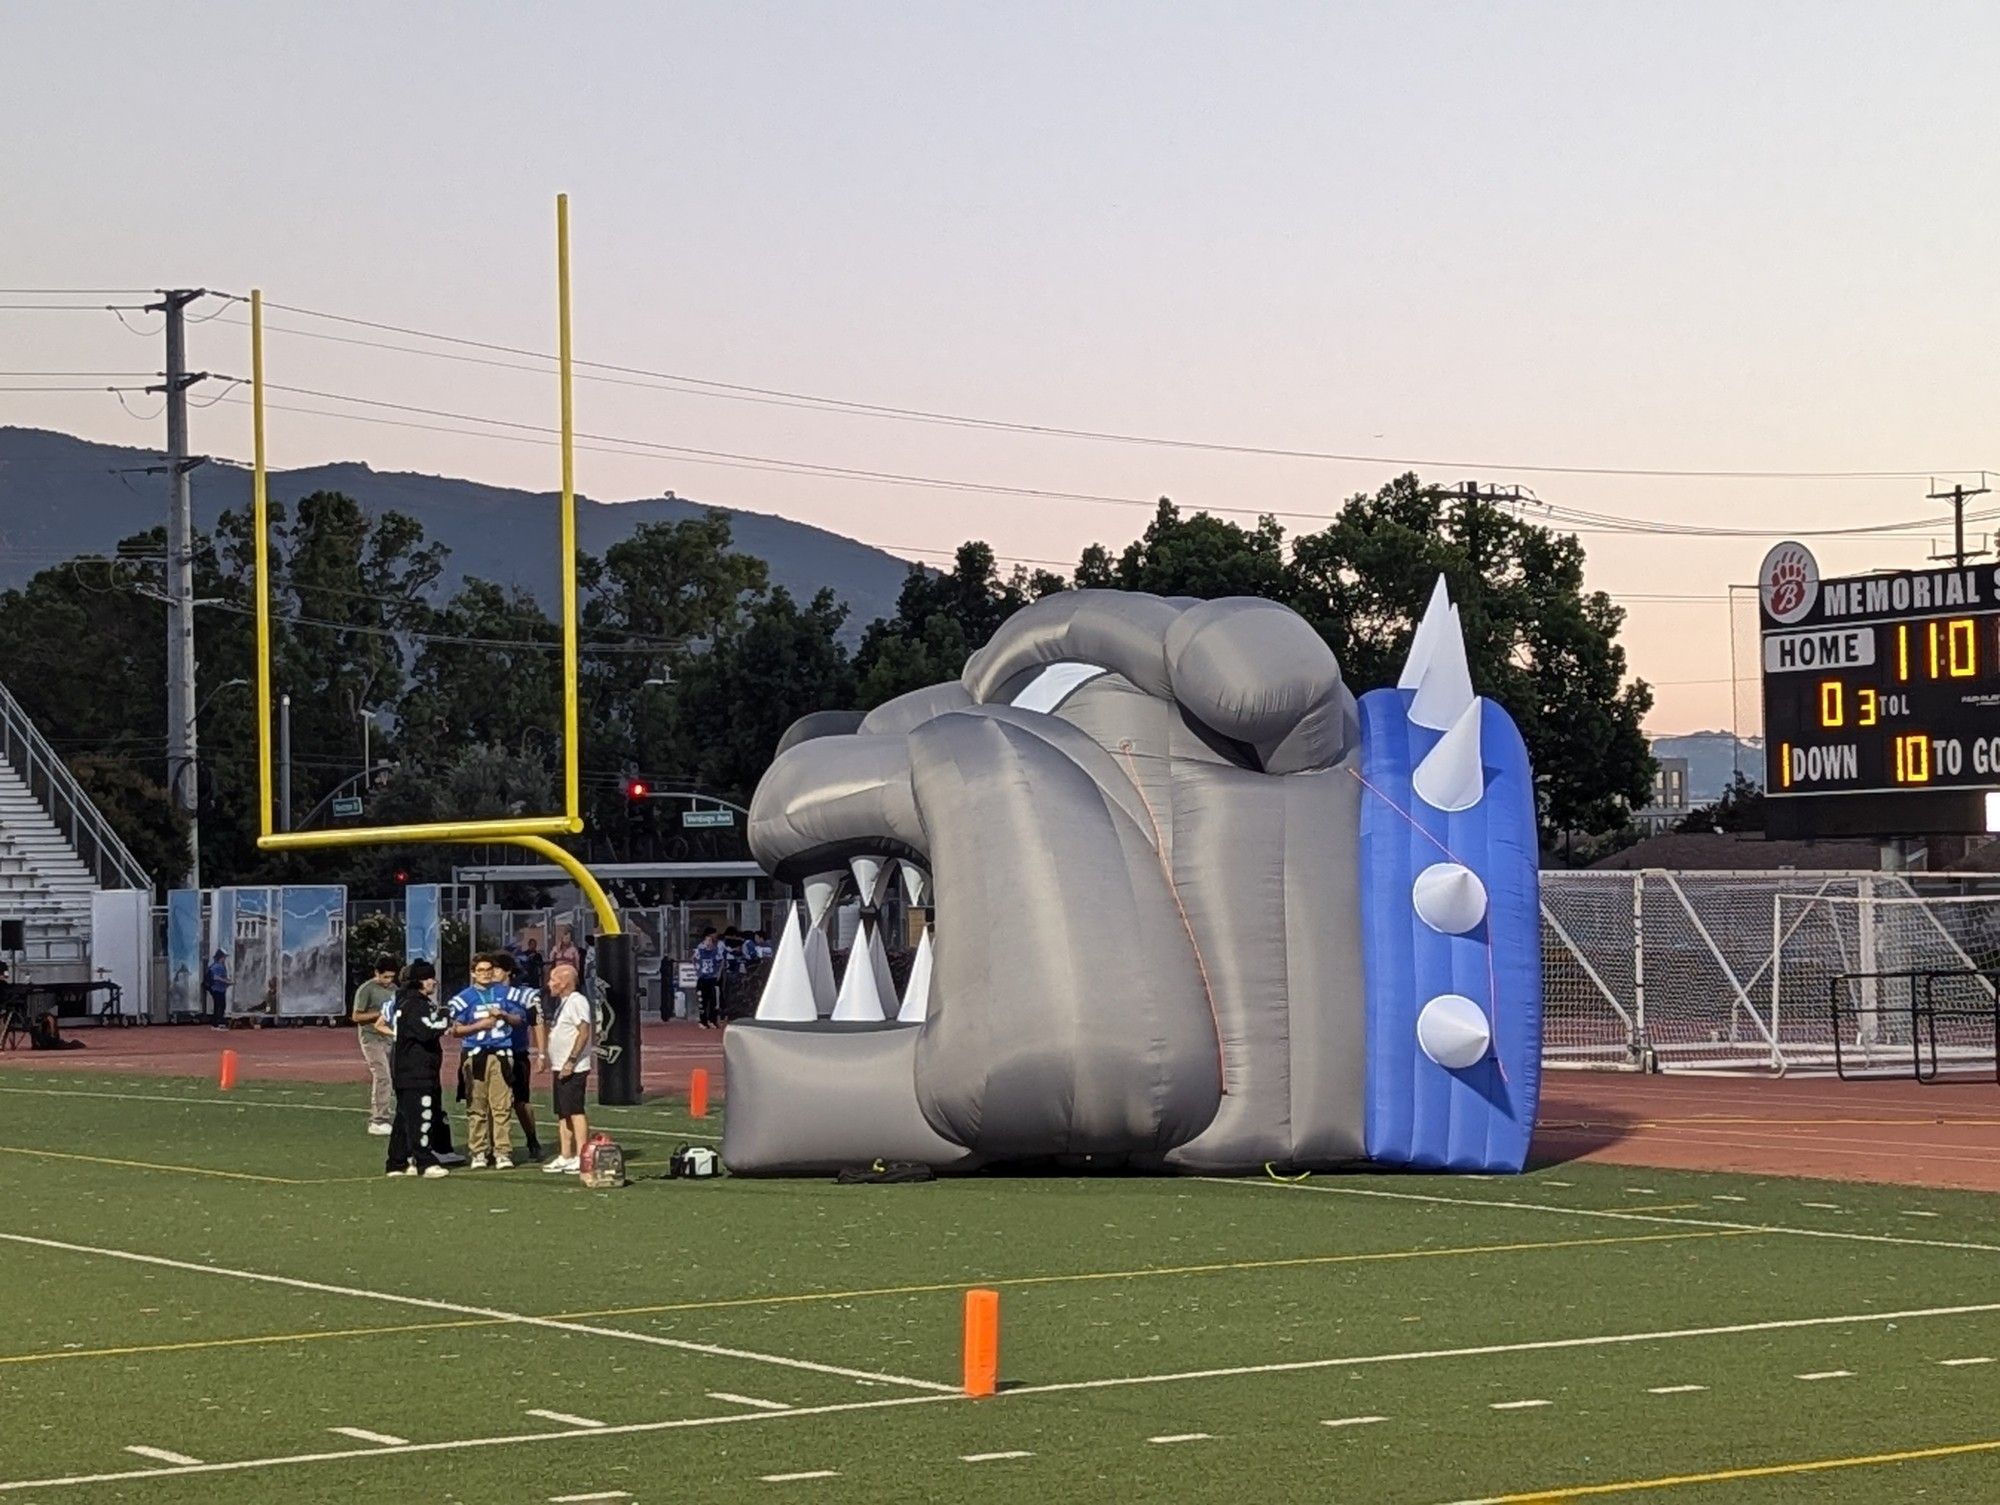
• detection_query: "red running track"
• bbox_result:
[8,1022,2000,1191]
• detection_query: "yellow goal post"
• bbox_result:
[248,195,617,934]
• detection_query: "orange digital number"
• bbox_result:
[1818,680,1844,728]
[1894,733,1932,784]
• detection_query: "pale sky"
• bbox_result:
[7,1,2000,734]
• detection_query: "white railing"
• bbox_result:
[0,677,153,894]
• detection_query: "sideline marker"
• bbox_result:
[689,1067,710,1119]
[963,1287,999,1397]
[218,1049,239,1091]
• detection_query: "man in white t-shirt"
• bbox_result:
[542,962,593,1175]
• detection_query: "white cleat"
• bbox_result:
[493,1157,515,1171]
[420,1165,449,1178]
[367,1122,393,1136]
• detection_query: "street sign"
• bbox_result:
[331,796,365,819]
[681,808,735,828]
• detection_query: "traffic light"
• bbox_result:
[393,868,409,885]
[624,776,652,802]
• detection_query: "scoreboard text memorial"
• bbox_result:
[1760,540,2000,838]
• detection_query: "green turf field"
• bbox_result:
[3,1072,2000,1503]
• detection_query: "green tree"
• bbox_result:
[854,543,1059,708]
[1287,474,1655,843]
[1077,498,1288,599]
[1676,770,1765,834]
[672,587,857,802]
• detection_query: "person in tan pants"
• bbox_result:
[448,954,525,1169]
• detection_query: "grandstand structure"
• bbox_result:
[0,676,151,978]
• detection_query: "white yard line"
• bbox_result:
[1489,1400,1550,1410]
[549,1493,632,1503]
[1648,1384,1707,1394]
[0,1232,956,1394]
[961,1451,1033,1461]
[761,1471,839,1482]
[525,1410,604,1429]
[326,1428,407,1446]
[1940,1357,1995,1366]
[1201,1177,2000,1257]
[14,1294,2000,1493]
[122,1447,201,1466]
[1321,1416,1388,1428]
[1796,1370,1853,1381]
[1147,1432,1211,1443]
[708,1392,792,1412]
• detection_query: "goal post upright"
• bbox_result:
[247,195,618,938]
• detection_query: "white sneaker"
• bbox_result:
[542,1157,570,1174]
[562,1160,580,1175]
[493,1156,515,1171]
[367,1123,393,1136]
[469,1155,492,1170]
[420,1165,449,1179]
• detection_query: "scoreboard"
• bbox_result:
[1759,540,2000,838]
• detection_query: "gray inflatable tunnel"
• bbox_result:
[721,585,1543,1177]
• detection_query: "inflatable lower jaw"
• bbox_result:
[719,1022,981,1178]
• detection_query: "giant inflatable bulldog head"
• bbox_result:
[723,584,1541,1177]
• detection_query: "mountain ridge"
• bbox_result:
[0,425,916,637]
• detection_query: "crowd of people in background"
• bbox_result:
[353,949,592,1180]
[691,925,767,1028]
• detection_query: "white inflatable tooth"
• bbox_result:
[1397,575,1453,691]
[1416,993,1492,1070]
[803,926,837,1016]
[803,873,840,927]
[1412,861,1488,934]
[900,927,933,1023]
[1408,604,1475,731]
[900,864,928,907]
[752,907,819,1022]
[830,924,890,1021]
[849,856,886,907]
[1412,697,1485,813]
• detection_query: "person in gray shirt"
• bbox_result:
[350,954,398,1136]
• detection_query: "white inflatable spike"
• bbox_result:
[1412,697,1485,813]
[752,907,819,1022]
[803,873,839,927]
[900,927,933,1022]
[1416,993,1492,1070]
[849,856,886,907]
[1408,604,1475,731]
[1397,575,1454,691]
[830,924,890,1021]
[866,924,897,1010]
[900,864,928,907]
[1412,861,1488,934]
[802,926,838,1015]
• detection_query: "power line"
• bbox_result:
[243,296,1992,484]
[0,288,158,296]
[219,381,2000,541]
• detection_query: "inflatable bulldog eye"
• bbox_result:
[728,582,1541,1178]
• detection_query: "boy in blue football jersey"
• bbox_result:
[449,953,525,1168]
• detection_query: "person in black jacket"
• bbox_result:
[383,959,452,1178]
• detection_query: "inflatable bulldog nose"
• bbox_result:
[723,583,1542,1176]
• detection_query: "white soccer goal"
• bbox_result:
[1541,871,2000,1073]
[1772,891,2000,1073]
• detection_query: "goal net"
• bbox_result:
[1773,891,2000,1071]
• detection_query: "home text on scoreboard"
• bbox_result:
[1756,541,2000,838]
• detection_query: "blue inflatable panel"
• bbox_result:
[1357,690,1542,1172]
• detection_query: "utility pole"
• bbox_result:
[1928,479,1992,569]
[146,290,211,889]
[278,694,292,833]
